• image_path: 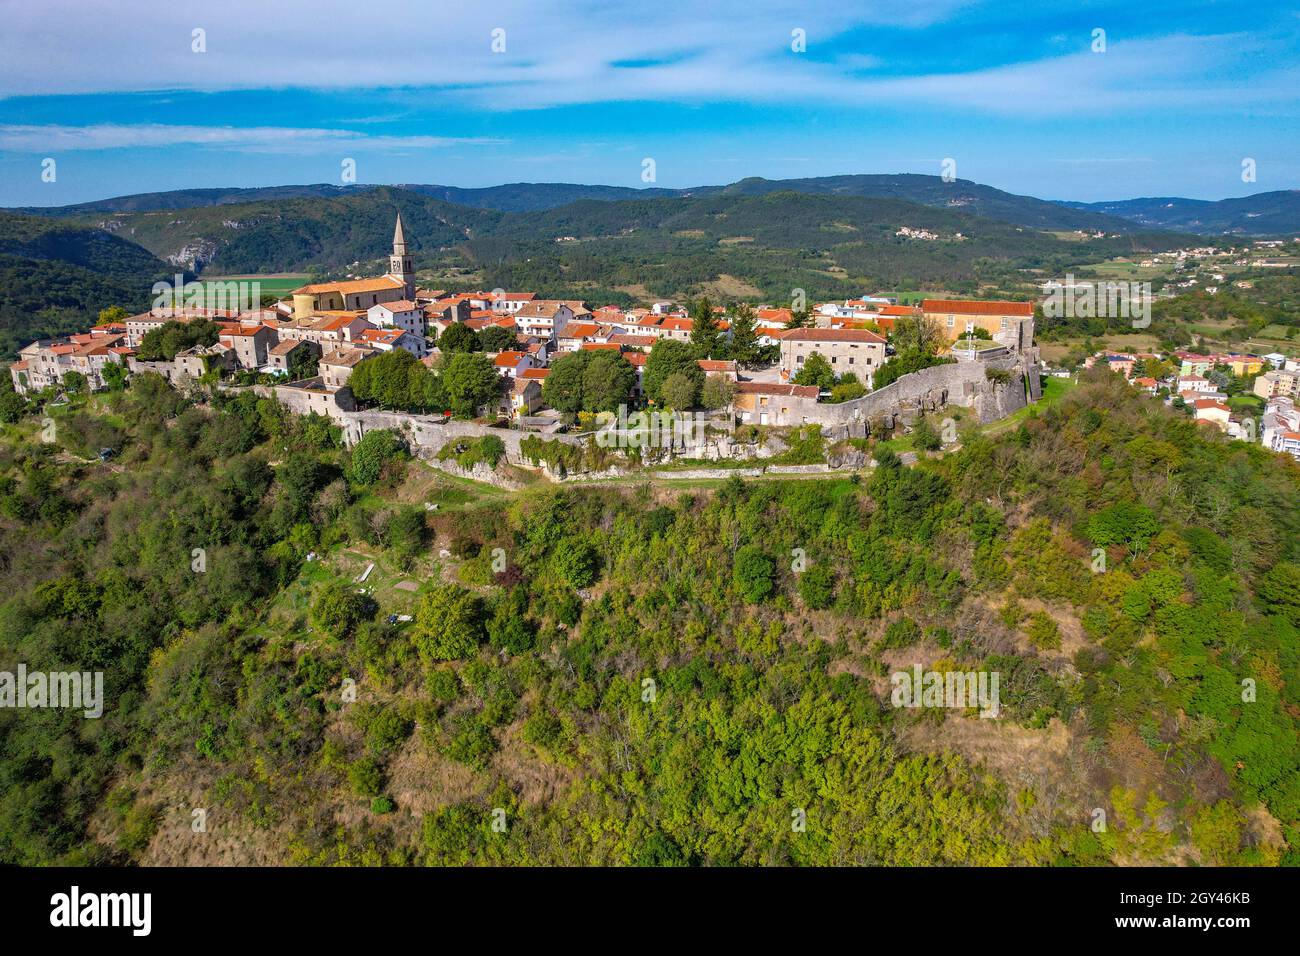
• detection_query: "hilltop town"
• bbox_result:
[7,211,1054,469]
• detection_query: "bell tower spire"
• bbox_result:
[389,211,414,298]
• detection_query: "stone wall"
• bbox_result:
[800,356,1033,437]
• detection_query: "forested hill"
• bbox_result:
[0,367,1295,865]
[690,174,1134,233]
[1,187,1189,304]
[16,176,1297,239]
[9,184,370,217]
[0,212,171,358]
[15,173,1140,233]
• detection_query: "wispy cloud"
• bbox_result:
[0,124,506,153]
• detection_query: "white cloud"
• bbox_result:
[0,0,966,97]
[0,1,1292,121]
[0,124,505,152]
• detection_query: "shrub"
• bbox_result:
[733,545,775,603]
[348,758,384,797]
[798,564,836,609]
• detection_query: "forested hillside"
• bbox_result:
[0,212,171,358]
[0,368,1295,865]
[7,186,1186,304]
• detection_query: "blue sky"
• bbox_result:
[1,0,1297,206]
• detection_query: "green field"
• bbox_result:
[192,274,308,305]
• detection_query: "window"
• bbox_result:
[947,315,955,327]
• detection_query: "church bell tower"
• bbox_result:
[389,212,414,299]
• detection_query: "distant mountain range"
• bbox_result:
[1060,190,1300,236]
[13,174,1297,236]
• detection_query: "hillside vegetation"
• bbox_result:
[0,212,171,358]
[0,368,1295,865]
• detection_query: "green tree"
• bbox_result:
[891,313,944,356]
[798,564,836,609]
[413,584,486,661]
[733,545,775,603]
[643,339,703,404]
[348,429,405,486]
[101,362,128,392]
[700,374,736,410]
[661,371,700,410]
[792,352,835,389]
[440,352,500,418]
[542,351,586,414]
[62,370,88,395]
[0,389,27,423]
[97,305,130,324]
[553,537,600,588]
[311,580,371,638]
[348,758,384,797]
[439,322,479,353]
[478,325,515,353]
[581,350,636,412]
[830,378,866,402]
[689,295,722,359]
[726,303,760,367]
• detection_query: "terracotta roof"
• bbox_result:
[622,352,648,367]
[781,328,885,343]
[218,324,273,338]
[516,301,570,319]
[10,361,27,371]
[372,299,419,312]
[581,342,621,351]
[735,382,820,399]
[611,334,655,348]
[922,298,1034,316]
[320,347,373,368]
[656,318,693,332]
[293,276,404,296]
[357,328,404,344]
[493,350,527,367]
[559,322,600,339]
[519,368,551,380]
[697,359,737,371]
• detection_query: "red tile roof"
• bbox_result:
[781,328,885,343]
[922,299,1034,317]
[735,382,820,399]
